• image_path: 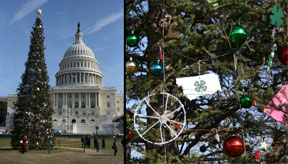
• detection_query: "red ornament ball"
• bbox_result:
[175,124,180,130]
[128,131,132,139]
[223,136,244,157]
[278,46,288,65]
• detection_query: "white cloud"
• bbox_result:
[85,10,123,35]
[9,0,48,25]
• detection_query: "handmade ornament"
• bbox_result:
[266,44,277,78]
[252,100,257,106]
[200,145,207,152]
[175,124,180,130]
[230,25,247,46]
[255,148,271,164]
[240,96,252,108]
[277,45,288,65]
[126,57,137,74]
[223,136,244,157]
[159,14,172,28]
[128,131,132,139]
[270,5,284,28]
[249,132,255,138]
[134,92,186,145]
[159,48,163,60]
[260,141,268,150]
[263,85,288,123]
[215,133,220,142]
[150,59,163,76]
[126,31,139,47]
[176,73,222,100]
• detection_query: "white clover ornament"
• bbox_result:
[134,92,186,145]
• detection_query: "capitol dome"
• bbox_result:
[55,23,103,87]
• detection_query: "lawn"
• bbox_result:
[0,136,124,164]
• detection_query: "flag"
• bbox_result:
[176,73,222,100]
[263,85,288,124]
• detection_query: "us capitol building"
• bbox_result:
[5,23,123,135]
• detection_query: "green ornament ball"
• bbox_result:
[126,31,139,47]
[150,59,163,76]
[230,25,247,47]
[240,96,252,108]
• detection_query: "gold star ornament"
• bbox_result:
[260,141,268,150]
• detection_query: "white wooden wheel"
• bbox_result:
[134,92,186,145]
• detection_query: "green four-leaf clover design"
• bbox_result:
[270,5,284,27]
[194,80,207,92]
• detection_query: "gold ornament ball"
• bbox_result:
[126,57,137,74]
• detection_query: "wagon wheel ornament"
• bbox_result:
[134,92,186,145]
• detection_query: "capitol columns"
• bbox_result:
[53,92,56,107]
[86,93,88,108]
[91,74,93,84]
[79,93,82,109]
[56,93,58,108]
[65,93,68,108]
[112,93,115,108]
[98,92,100,107]
[72,93,74,108]
[88,93,90,108]
[95,92,98,107]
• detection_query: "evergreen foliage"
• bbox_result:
[0,101,7,125]
[10,17,54,150]
[126,0,288,163]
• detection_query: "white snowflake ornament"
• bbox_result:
[134,92,186,145]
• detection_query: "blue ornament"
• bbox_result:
[150,59,163,76]
[249,132,255,138]
[200,145,206,152]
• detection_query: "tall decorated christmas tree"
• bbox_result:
[126,0,288,163]
[11,9,54,150]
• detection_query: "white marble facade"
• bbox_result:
[5,23,123,135]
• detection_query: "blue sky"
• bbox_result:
[0,0,123,96]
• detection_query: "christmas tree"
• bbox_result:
[10,12,54,150]
[126,0,288,163]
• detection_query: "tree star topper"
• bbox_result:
[270,5,284,27]
[36,8,42,16]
